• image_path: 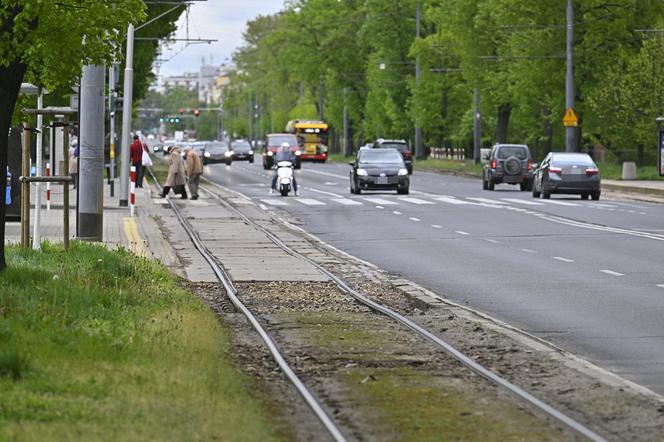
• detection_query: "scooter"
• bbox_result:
[276,161,294,196]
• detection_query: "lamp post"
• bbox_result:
[414,2,424,160]
[565,0,577,152]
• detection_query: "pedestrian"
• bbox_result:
[129,134,144,188]
[184,146,203,200]
[69,141,79,189]
[160,146,187,199]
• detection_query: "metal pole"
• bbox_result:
[109,63,118,197]
[343,88,350,157]
[63,115,70,250]
[319,76,325,121]
[473,87,482,164]
[21,123,30,248]
[33,88,44,249]
[119,23,134,207]
[248,91,253,146]
[78,65,106,241]
[414,2,424,160]
[565,0,576,152]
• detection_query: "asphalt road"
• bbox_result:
[203,159,664,395]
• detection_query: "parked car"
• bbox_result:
[262,133,301,169]
[532,152,601,200]
[349,148,409,195]
[482,144,533,191]
[372,139,413,174]
[230,139,254,163]
[203,141,232,165]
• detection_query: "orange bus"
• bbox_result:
[285,120,329,163]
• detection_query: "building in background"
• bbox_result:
[158,58,234,106]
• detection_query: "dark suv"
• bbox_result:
[483,144,532,191]
[372,139,413,174]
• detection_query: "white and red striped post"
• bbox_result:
[130,165,136,217]
[46,162,51,211]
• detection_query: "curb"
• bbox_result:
[602,181,664,197]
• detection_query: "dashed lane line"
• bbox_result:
[456,230,471,236]
[657,284,664,289]
[431,224,443,229]
[600,270,625,277]
[521,248,538,254]
[553,256,575,263]
[409,217,421,222]
[484,238,500,244]
[393,211,402,215]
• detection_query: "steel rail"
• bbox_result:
[146,169,347,442]
[200,183,608,442]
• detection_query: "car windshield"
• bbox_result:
[497,146,528,160]
[551,154,595,166]
[232,142,251,152]
[206,143,228,153]
[376,142,408,153]
[268,135,297,147]
[359,149,403,164]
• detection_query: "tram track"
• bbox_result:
[148,167,607,441]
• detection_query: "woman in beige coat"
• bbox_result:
[160,146,188,198]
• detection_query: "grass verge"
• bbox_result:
[0,242,285,441]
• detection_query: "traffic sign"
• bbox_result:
[563,107,578,127]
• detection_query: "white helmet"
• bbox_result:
[281,142,289,151]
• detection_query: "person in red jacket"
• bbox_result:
[129,135,144,188]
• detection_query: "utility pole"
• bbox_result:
[78,65,106,241]
[343,87,350,157]
[473,87,482,164]
[247,91,253,146]
[32,88,44,250]
[108,63,118,197]
[565,0,576,152]
[319,76,325,121]
[119,23,134,207]
[414,2,424,160]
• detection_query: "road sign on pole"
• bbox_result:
[563,107,578,127]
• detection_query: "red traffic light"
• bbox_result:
[194,109,200,117]
[178,107,184,115]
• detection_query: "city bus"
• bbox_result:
[285,120,329,163]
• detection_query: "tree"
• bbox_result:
[0,0,145,271]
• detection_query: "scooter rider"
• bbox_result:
[270,142,299,195]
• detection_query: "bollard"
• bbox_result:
[46,163,51,211]
[130,165,136,217]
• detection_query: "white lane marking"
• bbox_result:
[431,224,443,229]
[393,211,402,215]
[363,197,398,205]
[501,198,544,206]
[468,197,509,205]
[324,182,338,185]
[409,217,421,222]
[331,198,363,206]
[657,284,664,289]
[553,256,575,263]
[303,186,344,198]
[261,199,289,206]
[588,203,616,208]
[431,196,473,205]
[259,203,268,211]
[540,200,580,207]
[600,270,624,277]
[296,198,326,206]
[484,238,500,244]
[397,197,435,205]
[456,230,470,236]
[539,214,664,242]
[639,212,647,215]
[521,248,537,254]
[376,206,385,210]
[628,210,636,214]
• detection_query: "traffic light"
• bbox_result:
[194,109,200,118]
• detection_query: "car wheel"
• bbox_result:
[532,183,541,198]
[295,159,301,169]
[487,178,495,191]
[581,193,589,200]
[542,191,551,199]
[591,191,601,201]
[397,187,409,195]
[520,182,527,192]
[355,187,362,195]
[407,165,413,175]
[482,178,488,190]
[203,159,208,166]
[249,157,254,163]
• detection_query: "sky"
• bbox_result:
[155,0,285,78]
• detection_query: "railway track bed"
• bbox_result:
[151,177,664,441]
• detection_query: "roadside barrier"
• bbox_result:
[130,165,136,217]
[430,147,465,160]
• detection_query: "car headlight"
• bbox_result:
[295,150,301,156]
[398,168,408,176]
[357,168,368,176]
[249,150,253,155]
[225,151,232,157]
[267,151,273,157]
[204,152,211,158]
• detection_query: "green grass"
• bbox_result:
[596,163,662,180]
[413,158,483,176]
[0,242,285,442]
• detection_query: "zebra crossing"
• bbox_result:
[256,194,635,212]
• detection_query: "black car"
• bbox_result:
[483,144,532,191]
[203,141,232,165]
[230,140,254,163]
[372,139,413,174]
[532,152,601,200]
[349,148,409,195]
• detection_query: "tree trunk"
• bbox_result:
[0,61,28,271]
[496,103,511,143]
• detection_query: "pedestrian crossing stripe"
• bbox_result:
[431,196,473,205]
[501,198,543,206]
[397,197,435,205]
[331,198,363,205]
[539,200,580,207]
[296,198,326,206]
[261,199,288,206]
[363,197,398,205]
[467,197,509,205]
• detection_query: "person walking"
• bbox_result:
[160,146,187,199]
[184,146,203,200]
[129,135,144,188]
[68,141,79,189]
